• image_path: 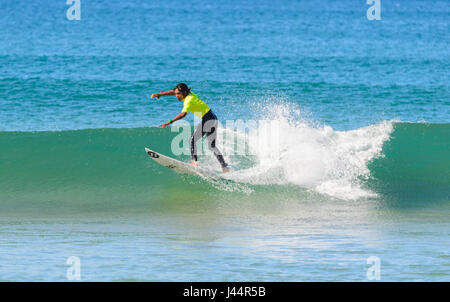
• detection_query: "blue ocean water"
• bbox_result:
[0,0,449,281]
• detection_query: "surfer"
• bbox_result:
[151,83,229,173]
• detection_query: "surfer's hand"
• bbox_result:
[151,93,161,99]
[159,122,170,128]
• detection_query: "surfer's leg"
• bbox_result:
[190,122,205,162]
[204,119,228,169]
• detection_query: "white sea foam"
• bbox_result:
[201,103,394,200]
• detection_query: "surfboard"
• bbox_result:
[144,147,220,178]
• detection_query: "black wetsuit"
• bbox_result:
[190,110,228,169]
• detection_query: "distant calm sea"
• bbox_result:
[0,0,449,281]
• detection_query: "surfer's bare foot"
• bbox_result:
[190,161,198,167]
[222,167,230,173]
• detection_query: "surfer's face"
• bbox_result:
[174,89,184,101]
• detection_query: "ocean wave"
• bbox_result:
[0,119,448,206]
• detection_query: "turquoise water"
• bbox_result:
[0,0,449,281]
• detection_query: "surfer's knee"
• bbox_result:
[207,138,215,149]
[203,120,216,133]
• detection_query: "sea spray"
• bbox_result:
[200,103,394,199]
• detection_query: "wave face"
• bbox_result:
[1,121,448,212]
[367,122,450,205]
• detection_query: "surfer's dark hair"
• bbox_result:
[173,83,191,97]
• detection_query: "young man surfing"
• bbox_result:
[151,83,229,173]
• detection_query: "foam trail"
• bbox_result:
[202,103,394,200]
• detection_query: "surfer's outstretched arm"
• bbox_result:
[151,90,175,99]
[158,112,187,128]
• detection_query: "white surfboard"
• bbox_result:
[145,147,220,179]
